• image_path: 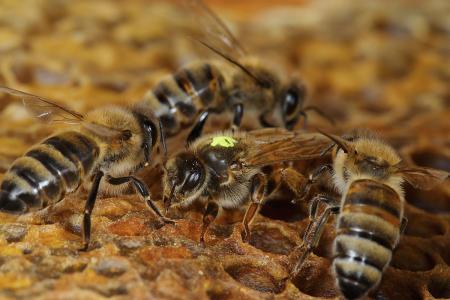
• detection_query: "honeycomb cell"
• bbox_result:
[428,269,450,299]
[403,207,448,237]
[259,199,307,222]
[391,239,436,271]
[371,267,423,300]
[222,257,286,294]
[225,264,284,294]
[248,223,297,255]
[0,223,28,243]
[92,257,130,277]
[290,259,338,298]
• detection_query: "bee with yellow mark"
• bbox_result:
[162,128,330,244]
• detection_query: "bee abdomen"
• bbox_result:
[0,131,99,213]
[42,132,99,175]
[174,63,223,107]
[333,179,403,299]
[146,63,225,136]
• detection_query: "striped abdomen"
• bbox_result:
[0,131,99,213]
[333,179,403,299]
[142,62,225,136]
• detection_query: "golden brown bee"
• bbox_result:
[0,87,174,250]
[161,128,330,244]
[286,130,449,299]
[141,0,332,144]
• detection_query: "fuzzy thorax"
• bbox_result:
[332,138,404,198]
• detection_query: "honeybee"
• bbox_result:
[286,130,449,299]
[141,0,333,144]
[0,87,174,250]
[161,128,330,244]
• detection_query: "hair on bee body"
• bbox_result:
[140,0,333,146]
[286,129,449,299]
[162,128,331,245]
[0,87,174,251]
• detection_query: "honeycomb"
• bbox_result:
[0,0,449,299]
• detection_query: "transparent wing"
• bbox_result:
[0,86,84,124]
[178,0,270,87]
[245,128,299,144]
[0,86,129,142]
[244,131,330,167]
[182,0,247,58]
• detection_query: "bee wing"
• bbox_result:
[183,0,247,58]
[0,86,129,142]
[179,1,270,87]
[397,166,449,190]
[0,86,84,124]
[244,132,330,167]
[246,128,296,143]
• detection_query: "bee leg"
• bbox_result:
[301,164,334,200]
[280,167,308,200]
[400,217,408,234]
[159,119,168,158]
[231,103,244,132]
[242,173,267,243]
[186,110,211,145]
[284,165,333,203]
[302,106,336,125]
[261,166,289,198]
[80,171,104,251]
[395,217,408,248]
[299,111,308,128]
[289,194,339,279]
[106,175,175,224]
[200,201,219,247]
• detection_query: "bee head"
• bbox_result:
[279,81,306,130]
[321,131,398,181]
[163,152,207,209]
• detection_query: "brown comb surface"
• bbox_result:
[0,0,449,299]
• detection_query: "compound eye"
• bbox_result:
[283,88,299,118]
[143,120,152,129]
[183,171,202,191]
[143,120,157,146]
[122,130,132,141]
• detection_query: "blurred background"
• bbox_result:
[0,0,448,171]
[0,1,449,299]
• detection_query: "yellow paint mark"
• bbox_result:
[210,136,237,148]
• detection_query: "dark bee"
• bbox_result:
[161,128,330,244]
[286,130,449,299]
[0,87,174,250]
[141,0,332,144]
